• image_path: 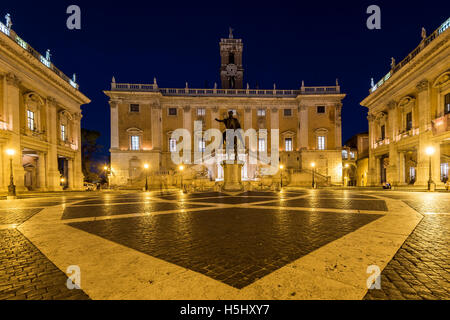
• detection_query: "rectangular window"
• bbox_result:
[258,138,266,152]
[198,139,206,152]
[317,106,326,114]
[27,110,35,130]
[130,136,140,150]
[168,108,177,116]
[197,108,206,116]
[130,104,140,112]
[317,136,325,150]
[257,109,266,117]
[350,152,355,159]
[61,124,66,141]
[381,125,386,140]
[406,112,412,131]
[445,94,450,115]
[342,150,348,159]
[283,109,292,117]
[285,138,293,151]
[169,138,177,152]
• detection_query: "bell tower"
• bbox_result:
[220,28,244,89]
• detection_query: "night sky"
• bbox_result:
[2,1,449,159]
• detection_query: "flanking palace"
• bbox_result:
[104,30,346,189]
[361,17,450,188]
[0,16,89,192]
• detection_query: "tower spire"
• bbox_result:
[229,27,234,39]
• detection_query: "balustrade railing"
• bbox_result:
[370,17,450,94]
[0,21,78,90]
[111,82,340,97]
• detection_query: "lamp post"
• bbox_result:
[279,164,284,188]
[6,149,16,198]
[144,163,149,191]
[103,165,110,189]
[179,165,184,190]
[60,177,66,189]
[426,146,435,191]
[311,162,316,188]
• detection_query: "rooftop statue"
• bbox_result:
[5,13,12,29]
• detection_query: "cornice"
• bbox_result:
[0,33,90,105]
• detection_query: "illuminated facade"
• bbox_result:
[105,32,346,188]
[0,20,90,191]
[361,18,450,187]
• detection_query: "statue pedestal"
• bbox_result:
[221,162,244,192]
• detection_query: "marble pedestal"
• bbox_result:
[222,163,244,192]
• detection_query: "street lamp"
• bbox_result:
[6,149,16,198]
[60,177,66,188]
[179,165,184,190]
[425,146,435,191]
[144,163,149,191]
[311,162,316,188]
[103,165,110,189]
[279,164,284,188]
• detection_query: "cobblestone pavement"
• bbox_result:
[364,214,450,300]
[1,189,449,299]
[0,229,90,300]
[69,208,382,289]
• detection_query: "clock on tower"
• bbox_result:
[219,28,244,89]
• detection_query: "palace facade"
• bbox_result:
[361,18,450,188]
[0,19,90,191]
[105,31,346,188]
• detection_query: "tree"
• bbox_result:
[81,128,102,182]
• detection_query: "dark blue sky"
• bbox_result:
[3,1,449,157]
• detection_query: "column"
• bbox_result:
[244,106,252,131]
[68,159,74,190]
[5,73,25,190]
[299,105,308,149]
[432,142,442,186]
[398,151,406,185]
[335,103,342,149]
[73,112,83,190]
[367,114,378,186]
[37,151,47,190]
[270,107,279,157]
[109,100,119,149]
[151,105,162,151]
[415,80,431,186]
[211,107,220,130]
[46,97,61,191]
[417,79,431,133]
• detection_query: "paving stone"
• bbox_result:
[365,214,450,300]
[0,229,90,300]
[69,207,381,289]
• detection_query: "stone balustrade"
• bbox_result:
[110,82,340,97]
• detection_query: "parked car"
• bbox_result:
[84,182,96,191]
